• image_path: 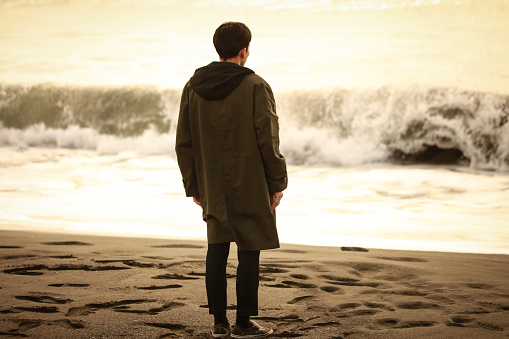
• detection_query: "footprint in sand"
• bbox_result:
[2,254,36,260]
[288,296,314,304]
[136,284,182,290]
[15,295,72,304]
[363,302,389,309]
[276,249,308,254]
[142,255,174,260]
[85,299,155,309]
[66,306,94,316]
[377,256,428,263]
[330,303,361,312]
[9,319,85,333]
[270,330,305,337]
[144,322,187,330]
[321,274,380,288]
[476,322,504,331]
[377,318,399,327]
[81,299,184,316]
[344,262,386,273]
[15,306,60,313]
[281,280,317,289]
[94,259,156,268]
[375,318,436,329]
[260,266,290,274]
[266,283,292,289]
[363,289,427,297]
[152,273,200,280]
[151,244,204,249]
[446,315,474,327]
[16,319,43,331]
[49,283,90,288]
[397,301,439,310]
[341,247,369,252]
[52,319,85,329]
[320,286,341,293]
[3,265,47,275]
[290,274,309,280]
[4,264,131,275]
[41,241,92,246]
[398,321,436,328]
[350,309,379,316]
[466,283,494,289]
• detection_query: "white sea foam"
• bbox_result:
[1,84,508,170]
[0,124,176,157]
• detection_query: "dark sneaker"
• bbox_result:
[210,323,231,338]
[231,321,273,338]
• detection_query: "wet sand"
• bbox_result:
[0,230,508,338]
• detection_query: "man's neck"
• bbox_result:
[220,57,242,66]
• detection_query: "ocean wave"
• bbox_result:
[1,83,508,170]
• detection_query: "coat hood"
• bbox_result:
[190,61,254,100]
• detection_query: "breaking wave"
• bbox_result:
[1,83,508,170]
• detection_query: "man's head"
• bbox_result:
[213,22,251,62]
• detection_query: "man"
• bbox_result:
[175,22,287,338]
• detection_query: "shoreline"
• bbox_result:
[1,229,508,338]
[1,225,508,256]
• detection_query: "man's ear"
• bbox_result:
[238,47,247,59]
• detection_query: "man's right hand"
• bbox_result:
[270,192,283,211]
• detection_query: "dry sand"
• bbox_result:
[0,229,508,338]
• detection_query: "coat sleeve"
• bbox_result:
[253,80,288,194]
[175,83,200,197]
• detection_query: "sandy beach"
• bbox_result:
[0,229,508,338]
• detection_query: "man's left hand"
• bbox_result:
[270,192,283,211]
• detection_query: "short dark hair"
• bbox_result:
[213,22,251,60]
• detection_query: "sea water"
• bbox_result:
[0,0,508,254]
[0,148,508,254]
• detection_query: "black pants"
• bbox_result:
[206,242,260,317]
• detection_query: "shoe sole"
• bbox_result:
[210,328,231,338]
[230,329,273,338]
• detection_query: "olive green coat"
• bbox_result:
[175,70,287,251]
